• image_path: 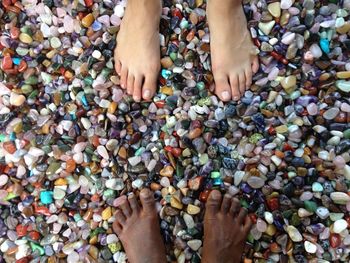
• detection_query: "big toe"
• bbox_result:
[205,190,222,216]
[140,188,156,214]
[142,74,158,101]
[214,76,231,102]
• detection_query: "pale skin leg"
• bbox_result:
[207,0,259,102]
[114,0,162,102]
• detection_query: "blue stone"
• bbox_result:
[40,191,53,204]
[91,21,102,31]
[312,182,324,192]
[320,38,330,54]
[212,177,223,186]
[12,58,21,65]
[161,69,172,79]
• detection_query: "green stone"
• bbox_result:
[344,129,350,139]
[196,81,205,90]
[21,84,33,94]
[103,189,115,198]
[46,162,61,175]
[108,243,122,253]
[312,182,323,192]
[249,133,264,144]
[336,80,350,92]
[197,97,211,106]
[30,242,45,256]
[304,200,318,213]
[0,134,5,142]
[25,76,38,85]
[210,171,220,178]
[41,72,53,85]
[290,213,301,226]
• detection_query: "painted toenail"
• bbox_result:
[222,91,230,100]
[143,90,151,99]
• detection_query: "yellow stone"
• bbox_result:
[108,102,117,114]
[13,122,23,134]
[281,76,296,90]
[160,165,174,177]
[265,224,277,236]
[19,33,33,44]
[268,2,281,18]
[89,235,98,245]
[336,22,350,34]
[102,207,112,220]
[82,13,95,28]
[187,204,200,215]
[46,50,57,59]
[42,60,51,68]
[160,86,173,96]
[336,71,350,79]
[54,178,68,186]
[42,123,50,134]
[170,196,183,210]
[275,125,288,134]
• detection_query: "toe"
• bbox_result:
[119,196,132,217]
[127,74,134,96]
[229,75,240,101]
[113,220,123,235]
[245,68,252,89]
[243,215,253,234]
[229,197,240,216]
[221,194,231,213]
[134,74,143,101]
[115,209,126,225]
[128,193,140,213]
[115,59,122,75]
[140,188,156,215]
[142,74,158,101]
[237,207,248,225]
[120,67,128,89]
[252,57,259,73]
[214,76,231,102]
[206,190,222,216]
[238,72,246,97]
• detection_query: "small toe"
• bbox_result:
[245,69,252,89]
[119,196,132,217]
[252,57,259,73]
[115,59,122,75]
[229,198,240,216]
[237,207,248,225]
[140,188,156,215]
[221,194,231,213]
[142,75,157,101]
[127,74,134,96]
[238,72,246,96]
[215,76,231,102]
[113,220,123,235]
[206,190,222,216]
[115,209,126,225]
[128,193,140,213]
[120,67,128,89]
[229,75,240,101]
[243,215,253,234]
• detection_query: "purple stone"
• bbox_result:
[296,95,318,107]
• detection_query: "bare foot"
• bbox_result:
[114,0,161,102]
[113,189,166,263]
[202,190,253,263]
[207,0,259,102]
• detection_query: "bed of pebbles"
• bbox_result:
[0,0,350,262]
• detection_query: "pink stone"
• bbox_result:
[340,102,350,113]
[63,16,74,33]
[333,156,346,169]
[268,67,279,81]
[256,218,267,232]
[307,103,318,115]
[110,14,121,26]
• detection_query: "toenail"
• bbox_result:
[140,189,151,198]
[222,91,230,100]
[233,96,240,101]
[210,190,221,200]
[143,90,151,99]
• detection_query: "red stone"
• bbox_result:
[270,51,282,61]
[249,213,257,224]
[330,233,341,248]
[28,231,40,241]
[164,146,173,153]
[16,258,30,263]
[283,143,294,152]
[268,126,276,135]
[16,224,28,237]
[199,189,211,202]
[2,0,12,8]
[18,60,27,73]
[2,54,13,70]
[172,8,183,20]
[267,197,279,211]
[34,205,51,216]
[171,148,182,158]
[155,100,165,108]
[84,0,94,7]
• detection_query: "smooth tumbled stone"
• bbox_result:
[309,43,322,58]
[333,219,348,233]
[187,240,202,251]
[336,80,350,92]
[323,108,340,120]
[281,76,296,89]
[258,21,275,35]
[330,192,350,204]
[50,37,62,49]
[97,145,109,160]
[287,225,303,242]
[304,241,317,254]
[10,92,26,106]
[268,2,281,17]
[247,176,265,189]
[281,0,293,9]
[0,174,9,187]
[312,182,323,192]
[19,33,33,44]
[316,207,329,219]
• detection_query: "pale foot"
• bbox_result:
[113,189,167,263]
[202,190,253,263]
[114,0,161,102]
[207,0,259,102]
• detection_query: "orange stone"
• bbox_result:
[81,13,94,28]
[65,159,76,173]
[18,60,27,73]
[3,141,16,154]
[2,54,13,70]
[10,27,20,39]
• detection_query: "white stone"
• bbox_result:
[304,241,317,254]
[114,5,125,17]
[286,225,303,242]
[264,211,274,224]
[97,145,109,160]
[187,239,202,251]
[333,219,348,233]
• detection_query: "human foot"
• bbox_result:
[112,189,167,263]
[202,190,253,263]
[207,0,259,102]
[114,0,161,102]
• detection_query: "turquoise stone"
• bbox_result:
[312,182,324,192]
[40,191,53,204]
[320,38,330,54]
